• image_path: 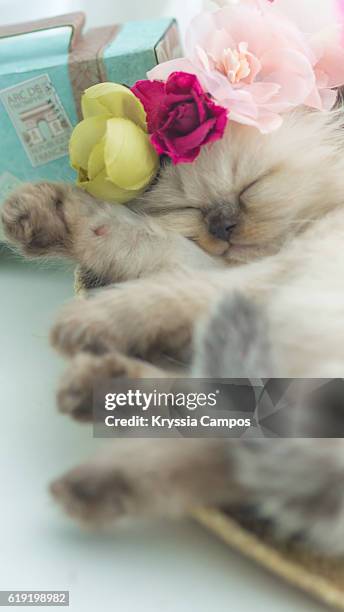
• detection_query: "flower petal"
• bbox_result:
[185,11,218,59]
[151,132,201,164]
[82,82,147,130]
[77,169,140,203]
[314,43,344,89]
[151,2,344,134]
[245,82,281,104]
[271,0,343,39]
[165,71,204,97]
[88,138,106,181]
[259,48,315,112]
[69,115,109,171]
[104,118,159,191]
[148,58,202,82]
[131,80,165,125]
[167,118,217,156]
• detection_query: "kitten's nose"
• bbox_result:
[207,212,237,242]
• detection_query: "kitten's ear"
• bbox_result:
[192,292,273,378]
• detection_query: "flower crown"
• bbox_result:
[70,0,344,203]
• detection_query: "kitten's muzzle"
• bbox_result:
[206,210,238,242]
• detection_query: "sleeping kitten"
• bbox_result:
[2,107,344,554]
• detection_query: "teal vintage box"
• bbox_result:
[0,12,181,239]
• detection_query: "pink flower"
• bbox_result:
[148,0,344,133]
[131,72,228,164]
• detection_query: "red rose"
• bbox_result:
[131,72,228,164]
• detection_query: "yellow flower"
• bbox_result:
[69,82,159,203]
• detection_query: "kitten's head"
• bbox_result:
[139,108,344,263]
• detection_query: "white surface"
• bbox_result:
[0,253,328,612]
[0,0,203,37]
[0,0,329,609]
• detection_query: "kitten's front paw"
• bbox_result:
[57,352,153,422]
[1,182,71,256]
[57,354,101,422]
[51,281,197,361]
[51,299,114,357]
[50,464,134,524]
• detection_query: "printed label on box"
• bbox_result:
[0,75,73,168]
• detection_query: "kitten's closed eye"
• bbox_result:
[239,179,261,207]
[144,205,200,216]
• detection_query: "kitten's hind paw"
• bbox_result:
[50,463,135,525]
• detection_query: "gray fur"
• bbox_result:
[193,298,344,555]
[193,293,273,378]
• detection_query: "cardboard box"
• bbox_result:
[0,12,181,239]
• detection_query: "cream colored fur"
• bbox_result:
[2,107,344,554]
